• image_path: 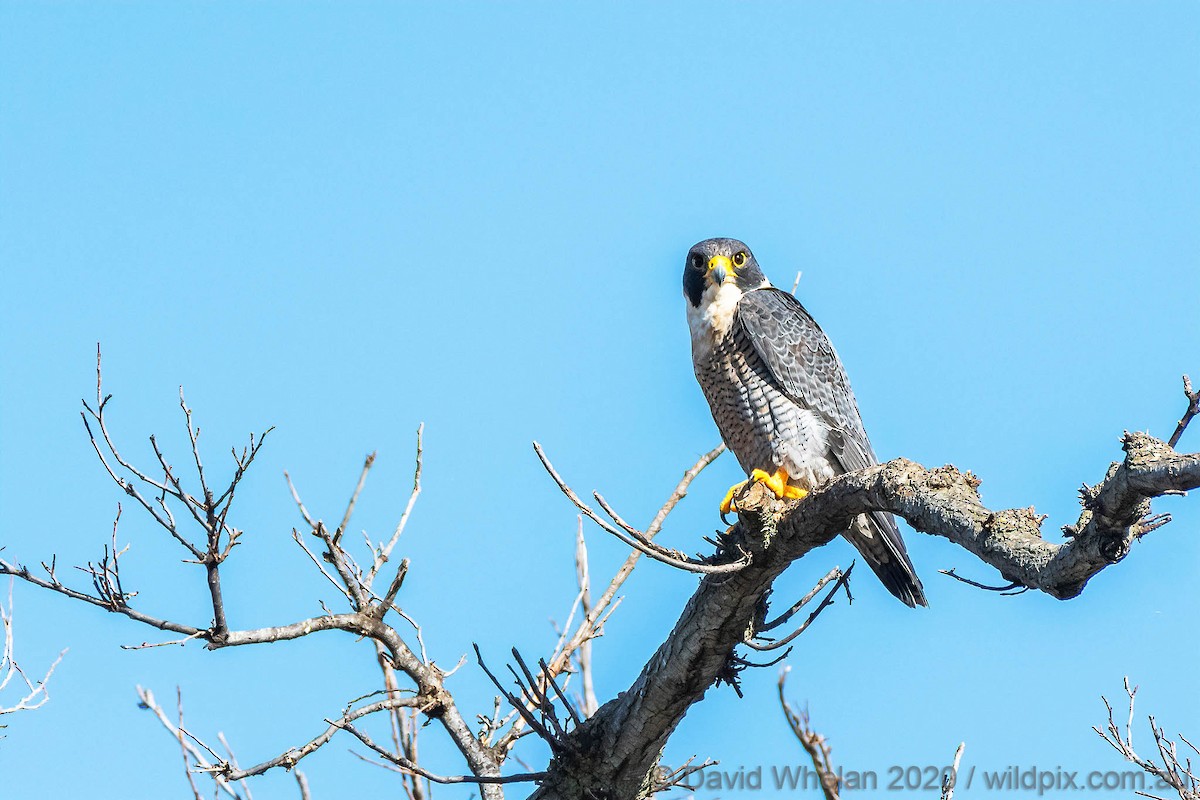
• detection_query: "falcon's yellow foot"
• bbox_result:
[749,468,810,501]
[719,468,810,521]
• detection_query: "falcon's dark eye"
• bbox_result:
[732,251,747,267]
[690,253,705,269]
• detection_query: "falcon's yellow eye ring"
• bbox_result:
[732,252,747,268]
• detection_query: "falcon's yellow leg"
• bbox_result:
[720,468,810,517]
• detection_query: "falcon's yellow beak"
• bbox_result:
[707,255,735,286]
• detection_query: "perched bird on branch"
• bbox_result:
[683,237,926,607]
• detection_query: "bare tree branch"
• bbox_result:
[333,452,375,547]
[644,443,726,540]
[534,443,749,574]
[367,423,423,589]
[0,363,507,797]
[493,444,726,753]
[136,686,241,800]
[778,668,839,800]
[743,565,852,652]
[294,771,311,800]
[1168,375,1199,449]
[941,742,965,800]
[0,579,66,722]
[1094,678,1199,800]
[138,682,449,791]
[572,522,598,718]
[342,720,548,785]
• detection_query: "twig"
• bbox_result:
[368,424,424,588]
[342,721,548,785]
[655,755,719,792]
[938,568,1027,595]
[644,443,726,540]
[743,565,853,652]
[218,731,254,800]
[0,556,203,638]
[333,453,376,547]
[759,567,843,632]
[573,521,598,717]
[177,689,205,800]
[290,530,354,603]
[121,630,207,650]
[1168,375,1199,449]
[778,668,840,800]
[474,645,562,753]
[224,696,425,781]
[283,472,319,530]
[135,686,239,800]
[0,580,67,717]
[1093,677,1199,799]
[941,742,965,800]
[372,639,426,800]
[534,443,749,574]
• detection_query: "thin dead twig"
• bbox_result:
[372,637,427,800]
[938,567,1027,595]
[0,579,67,718]
[1094,678,1199,799]
[343,720,547,785]
[644,443,726,540]
[534,443,748,574]
[778,668,840,800]
[475,644,565,754]
[1168,375,1199,449]
[654,755,719,792]
[941,742,965,800]
[333,452,376,547]
[135,686,240,800]
[497,444,724,751]
[573,520,598,717]
[367,423,424,588]
[743,565,853,652]
[759,566,843,632]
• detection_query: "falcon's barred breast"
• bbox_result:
[683,237,926,607]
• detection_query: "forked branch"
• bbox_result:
[778,668,841,800]
[1094,678,1199,800]
[0,579,66,722]
[534,442,749,574]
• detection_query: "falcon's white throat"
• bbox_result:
[687,281,742,360]
[686,277,770,361]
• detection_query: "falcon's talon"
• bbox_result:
[719,480,749,517]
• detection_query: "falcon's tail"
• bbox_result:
[845,511,927,608]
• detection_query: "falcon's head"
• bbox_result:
[682,238,768,309]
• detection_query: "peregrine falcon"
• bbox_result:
[684,237,926,607]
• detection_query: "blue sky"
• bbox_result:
[2,2,1197,798]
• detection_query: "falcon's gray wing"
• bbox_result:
[735,287,927,607]
[733,287,876,474]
